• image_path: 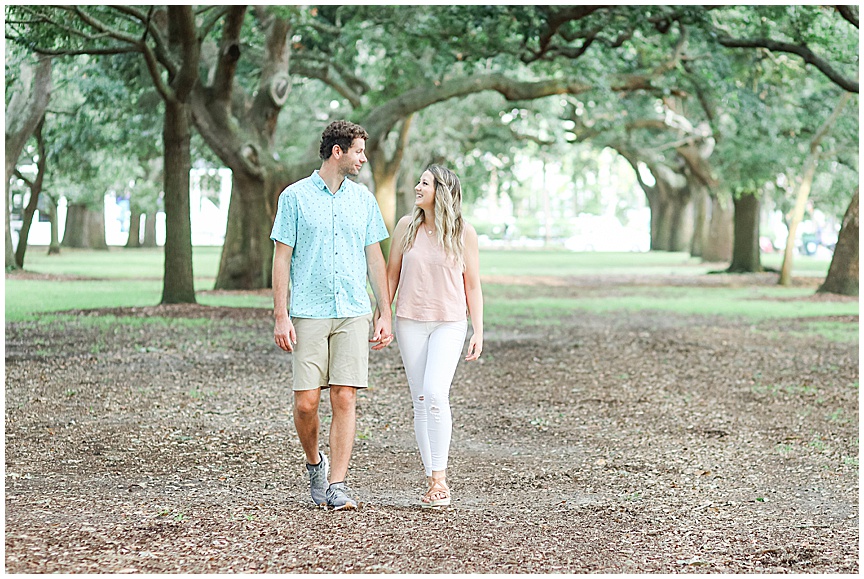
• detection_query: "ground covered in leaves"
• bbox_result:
[5,274,859,573]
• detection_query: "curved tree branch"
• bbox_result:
[290,60,363,108]
[522,5,605,63]
[364,73,594,151]
[717,35,858,93]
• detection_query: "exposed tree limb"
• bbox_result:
[26,45,140,57]
[70,6,140,45]
[167,6,200,101]
[522,5,605,63]
[140,42,174,103]
[836,5,859,29]
[364,73,594,150]
[199,6,233,40]
[717,35,858,93]
[212,6,246,103]
[290,61,363,108]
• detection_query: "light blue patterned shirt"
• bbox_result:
[270,170,389,318]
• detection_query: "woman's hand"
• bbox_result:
[465,332,483,361]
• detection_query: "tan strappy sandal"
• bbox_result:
[421,478,451,508]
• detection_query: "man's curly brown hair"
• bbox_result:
[319,120,369,160]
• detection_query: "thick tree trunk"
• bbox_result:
[61,203,108,249]
[46,196,60,255]
[727,192,762,273]
[189,6,297,290]
[161,100,196,304]
[702,195,734,262]
[215,171,273,289]
[690,185,708,258]
[126,207,142,248]
[667,197,694,252]
[645,192,663,250]
[142,213,158,247]
[365,116,412,258]
[817,189,858,296]
[653,198,673,251]
[370,163,398,258]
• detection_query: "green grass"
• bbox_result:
[480,249,832,278]
[21,246,222,280]
[484,285,858,323]
[5,248,854,332]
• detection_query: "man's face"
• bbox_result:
[338,138,367,176]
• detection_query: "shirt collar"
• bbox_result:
[312,170,347,195]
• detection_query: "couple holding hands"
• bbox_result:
[271,120,484,510]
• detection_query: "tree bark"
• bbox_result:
[5,56,52,270]
[368,116,413,257]
[126,207,142,248]
[142,213,158,247]
[690,185,708,258]
[215,170,273,289]
[191,6,295,290]
[15,117,47,267]
[667,196,694,252]
[61,203,107,249]
[646,191,665,250]
[817,189,858,296]
[160,99,197,304]
[702,195,734,262]
[727,192,762,272]
[649,169,691,252]
[46,195,61,255]
[157,6,200,304]
[779,92,850,286]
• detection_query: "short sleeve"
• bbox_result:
[270,187,297,247]
[365,191,390,246]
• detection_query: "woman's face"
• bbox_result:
[414,170,436,212]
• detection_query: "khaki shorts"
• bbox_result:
[291,314,373,391]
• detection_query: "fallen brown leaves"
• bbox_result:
[5,290,858,573]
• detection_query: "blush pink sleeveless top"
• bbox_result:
[396,229,467,322]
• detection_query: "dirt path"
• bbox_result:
[5,290,858,573]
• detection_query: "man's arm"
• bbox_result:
[365,242,392,350]
[273,241,296,352]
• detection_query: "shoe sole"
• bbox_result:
[421,499,450,509]
[330,503,357,511]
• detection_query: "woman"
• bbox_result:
[386,164,484,508]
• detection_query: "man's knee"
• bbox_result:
[329,386,357,411]
[294,391,320,417]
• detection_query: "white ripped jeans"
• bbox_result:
[394,316,468,476]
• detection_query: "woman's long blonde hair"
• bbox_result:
[402,164,465,269]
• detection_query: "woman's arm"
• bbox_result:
[462,222,484,361]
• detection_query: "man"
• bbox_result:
[271,120,392,510]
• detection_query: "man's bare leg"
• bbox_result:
[294,389,322,464]
[328,385,357,482]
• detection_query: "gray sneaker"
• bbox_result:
[306,452,329,506]
[326,482,357,511]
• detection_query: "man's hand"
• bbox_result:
[369,312,393,351]
[274,316,297,352]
